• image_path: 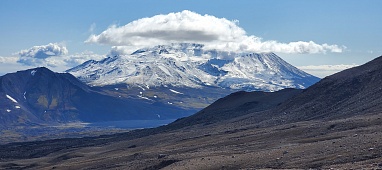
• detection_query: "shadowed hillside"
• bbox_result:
[0,67,191,127]
[167,88,302,129]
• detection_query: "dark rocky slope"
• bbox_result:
[269,55,382,122]
[167,88,302,129]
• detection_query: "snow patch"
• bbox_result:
[137,95,152,101]
[31,70,37,76]
[137,85,146,91]
[6,95,18,103]
[158,65,172,76]
[169,89,183,94]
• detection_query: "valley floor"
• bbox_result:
[0,124,130,145]
[1,113,381,169]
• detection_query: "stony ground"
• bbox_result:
[1,112,381,170]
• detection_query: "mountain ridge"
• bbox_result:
[67,43,319,92]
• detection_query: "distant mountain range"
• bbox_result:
[67,43,319,92]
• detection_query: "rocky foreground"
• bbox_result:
[0,112,381,169]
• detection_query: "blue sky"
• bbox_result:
[0,0,381,77]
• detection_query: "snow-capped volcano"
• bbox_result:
[67,43,319,91]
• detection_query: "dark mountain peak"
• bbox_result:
[0,67,192,127]
[0,67,93,124]
[19,67,53,75]
[4,67,51,78]
[3,67,84,91]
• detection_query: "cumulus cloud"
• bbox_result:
[17,43,68,59]
[109,46,133,57]
[86,10,344,55]
[12,43,104,69]
[24,51,104,68]
[298,64,358,78]
[16,43,68,66]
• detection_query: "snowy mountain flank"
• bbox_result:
[67,43,319,92]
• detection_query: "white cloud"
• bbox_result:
[17,43,68,59]
[0,56,19,63]
[16,43,68,66]
[8,43,105,71]
[0,56,33,75]
[109,46,134,57]
[298,64,358,78]
[86,10,344,55]
[25,51,104,68]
